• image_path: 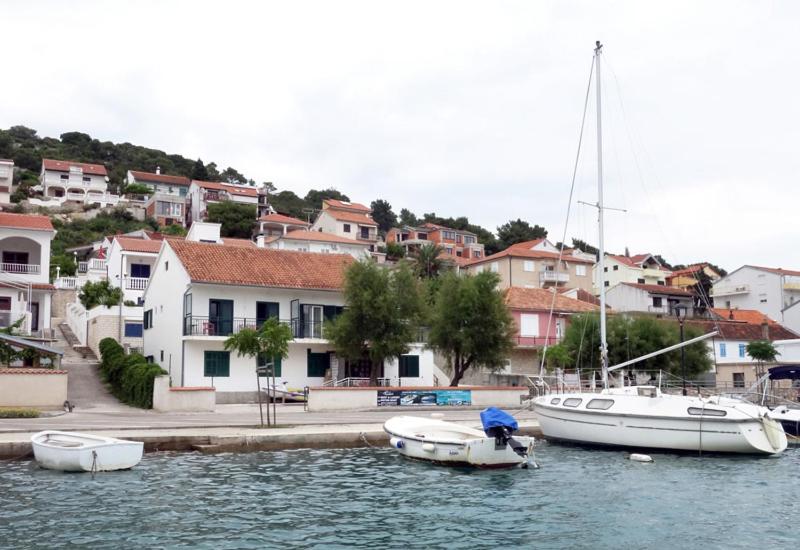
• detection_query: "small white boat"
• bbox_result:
[31,431,144,472]
[383,409,534,468]
[263,383,306,403]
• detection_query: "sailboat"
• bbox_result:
[531,42,787,455]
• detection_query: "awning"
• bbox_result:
[0,333,64,356]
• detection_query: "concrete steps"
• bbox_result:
[57,322,97,361]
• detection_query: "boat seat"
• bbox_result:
[44,439,84,448]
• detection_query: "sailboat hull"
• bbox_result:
[533,392,787,455]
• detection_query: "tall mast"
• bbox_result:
[595,40,609,388]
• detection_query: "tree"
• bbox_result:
[746,340,779,381]
[413,243,445,279]
[262,181,277,193]
[220,167,248,185]
[191,158,209,180]
[571,238,599,257]
[399,208,419,227]
[428,271,515,386]
[122,183,153,196]
[270,190,308,220]
[370,199,397,235]
[327,261,423,385]
[384,242,406,261]
[496,219,548,250]
[304,188,349,210]
[206,201,257,238]
[79,280,123,310]
[160,224,187,236]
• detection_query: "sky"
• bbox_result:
[2,0,799,271]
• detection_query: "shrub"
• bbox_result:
[79,280,123,309]
[98,338,166,408]
[0,407,40,418]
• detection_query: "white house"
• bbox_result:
[187,180,259,225]
[0,159,14,204]
[595,253,671,292]
[38,158,116,207]
[260,230,372,259]
[126,169,191,228]
[783,300,800,335]
[254,212,310,238]
[106,236,163,305]
[605,282,695,316]
[310,199,379,251]
[711,265,800,326]
[143,224,432,402]
[0,212,55,337]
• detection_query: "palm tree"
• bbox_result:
[224,318,292,426]
[413,242,445,279]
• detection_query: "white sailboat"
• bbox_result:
[531,42,787,455]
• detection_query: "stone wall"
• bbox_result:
[86,308,143,358]
[51,289,77,319]
[0,369,68,409]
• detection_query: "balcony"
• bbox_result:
[54,276,79,289]
[711,284,750,297]
[43,175,107,190]
[126,277,149,291]
[784,276,800,291]
[514,335,560,348]
[539,271,570,284]
[182,317,324,339]
[78,258,107,273]
[0,263,40,275]
[641,268,665,279]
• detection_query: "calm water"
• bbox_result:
[0,443,797,549]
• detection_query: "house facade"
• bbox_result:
[386,223,485,260]
[0,159,14,204]
[711,265,800,325]
[666,263,721,289]
[783,300,800,335]
[187,180,259,225]
[311,199,379,251]
[0,213,55,337]
[38,158,116,207]
[605,282,695,316]
[106,236,163,305]
[465,239,594,292]
[595,253,670,292]
[126,169,191,227]
[260,230,372,259]
[254,212,310,238]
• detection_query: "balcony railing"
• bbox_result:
[711,284,749,297]
[784,276,800,290]
[514,335,560,347]
[126,277,149,290]
[0,263,40,275]
[539,271,569,284]
[54,276,79,289]
[44,175,107,189]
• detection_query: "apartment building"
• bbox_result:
[465,239,594,292]
[106,236,163,305]
[666,263,722,289]
[605,282,695,316]
[38,158,116,207]
[594,253,671,291]
[261,230,372,259]
[126,169,191,227]
[187,180,259,225]
[254,212,310,238]
[0,159,14,204]
[711,265,800,325]
[311,199,379,251]
[386,223,485,261]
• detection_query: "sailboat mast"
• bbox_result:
[594,40,609,388]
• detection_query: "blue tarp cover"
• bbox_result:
[480,407,518,434]
[768,365,800,380]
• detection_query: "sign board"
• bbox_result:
[376,389,472,407]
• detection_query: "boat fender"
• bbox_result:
[629,453,653,463]
[389,437,404,449]
[422,443,436,453]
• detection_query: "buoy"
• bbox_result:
[629,453,653,462]
[389,437,404,449]
[422,443,436,452]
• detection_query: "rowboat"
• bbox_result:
[31,431,144,472]
[383,408,534,468]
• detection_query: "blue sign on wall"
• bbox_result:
[377,389,472,407]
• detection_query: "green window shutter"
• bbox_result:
[257,353,282,377]
[204,351,230,377]
[273,356,282,377]
[307,350,328,377]
[399,355,419,377]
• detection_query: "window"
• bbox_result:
[550,398,561,405]
[456,234,463,243]
[124,322,143,338]
[523,261,535,272]
[418,233,427,240]
[257,353,282,377]
[204,351,230,377]
[603,267,608,272]
[637,278,646,284]
[563,398,582,407]
[612,265,619,271]
[2,251,29,265]
[156,201,182,217]
[490,262,499,273]
[739,344,746,358]
[256,301,280,326]
[443,231,455,240]
[604,281,610,287]
[464,236,475,244]
[60,174,69,180]
[143,309,153,329]
[719,343,727,357]
[576,265,586,276]
[652,297,663,308]
[343,224,351,233]
[687,407,726,417]
[657,281,665,286]
[0,297,10,311]
[82,176,91,182]
[165,261,169,271]
[130,263,151,278]
[733,373,745,388]
[307,350,329,377]
[145,355,154,363]
[160,350,164,361]
[474,251,481,258]
[586,399,614,410]
[520,314,539,337]
[360,226,370,239]
[399,355,420,377]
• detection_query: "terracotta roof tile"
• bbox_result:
[748,265,800,277]
[323,199,370,212]
[169,240,353,290]
[508,238,546,250]
[505,287,599,313]
[115,237,163,253]
[685,319,798,341]
[129,171,190,186]
[220,238,256,248]
[0,282,55,291]
[710,308,779,325]
[42,158,107,176]
[324,210,377,226]
[193,180,259,197]
[468,247,594,266]
[620,282,694,296]
[281,230,366,245]
[258,213,310,226]
[0,212,54,231]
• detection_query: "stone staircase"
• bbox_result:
[57,322,97,361]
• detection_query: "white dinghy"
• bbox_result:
[384,408,534,468]
[31,431,144,472]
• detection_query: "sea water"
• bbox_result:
[0,442,797,549]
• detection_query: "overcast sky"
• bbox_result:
[2,1,798,271]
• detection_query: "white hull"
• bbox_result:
[383,416,534,468]
[31,431,144,472]
[533,388,787,455]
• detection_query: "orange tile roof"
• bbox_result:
[620,282,694,296]
[508,238,546,250]
[420,222,477,236]
[686,319,797,341]
[468,247,594,266]
[505,287,599,313]
[258,213,310,226]
[0,282,55,290]
[710,308,779,325]
[42,158,107,176]
[220,238,256,248]
[169,240,353,290]
[324,209,377,226]
[193,180,259,197]
[748,265,800,277]
[323,199,370,212]
[129,170,190,186]
[0,212,54,231]
[282,230,366,245]
[115,236,163,253]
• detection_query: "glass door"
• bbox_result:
[209,299,233,336]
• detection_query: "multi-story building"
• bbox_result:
[143,223,432,401]
[126,169,191,227]
[605,282,695,316]
[187,180,259,225]
[594,252,671,291]
[465,239,594,292]
[261,230,372,259]
[0,212,55,337]
[666,263,722,289]
[38,159,117,207]
[106,236,163,305]
[783,300,800,335]
[254,213,310,238]
[311,199,379,251]
[386,223,485,261]
[0,159,14,204]
[711,265,800,325]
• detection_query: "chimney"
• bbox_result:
[728,309,734,320]
[761,320,769,341]
[156,166,161,175]
[256,235,265,248]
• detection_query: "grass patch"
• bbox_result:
[0,407,41,418]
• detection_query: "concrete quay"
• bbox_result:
[0,404,542,459]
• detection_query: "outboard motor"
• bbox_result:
[480,407,527,458]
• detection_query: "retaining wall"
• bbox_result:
[152,375,216,412]
[0,369,68,408]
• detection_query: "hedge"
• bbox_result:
[98,338,166,408]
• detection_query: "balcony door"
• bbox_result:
[209,299,233,336]
[302,304,324,338]
[30,302,39,332]
[256,301,280,327]
[130,263,151,279]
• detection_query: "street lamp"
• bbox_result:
[674,305,688,396]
